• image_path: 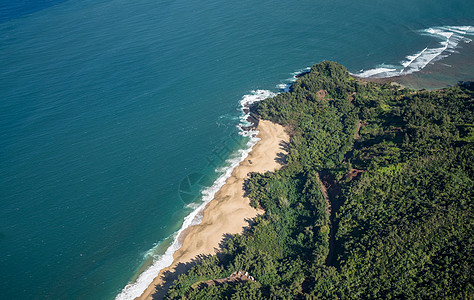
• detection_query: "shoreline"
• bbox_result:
[136,120,289,300]
[115,46,474,298]
[118,36,474,298]
[351,25,473,90]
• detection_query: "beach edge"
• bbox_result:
[136,120,289,300]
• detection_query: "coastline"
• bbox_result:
[115,29,474,297]
[352,25,474,90]
[136,120,289,300]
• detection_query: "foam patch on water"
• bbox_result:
[115,89,277,300]
[275,67,311,92]
[238,89,276,132]
[357,25,474,78]
[357,67,398,78]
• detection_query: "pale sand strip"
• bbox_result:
[137,120,289,300]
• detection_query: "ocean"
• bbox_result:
[0,0,473,299]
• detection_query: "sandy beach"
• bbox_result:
[136,120,289,299]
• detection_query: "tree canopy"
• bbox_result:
[164,61,473,299]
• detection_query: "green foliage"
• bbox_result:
[165,62,474,299]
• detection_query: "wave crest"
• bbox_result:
[357,25,474,78]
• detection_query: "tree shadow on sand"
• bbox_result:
[151,218,257,299]
[275,140,290,165]
[151,255,208,300]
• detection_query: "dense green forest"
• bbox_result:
[163,62,473,299]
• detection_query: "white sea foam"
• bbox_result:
[238,89,276,133]
[275,67,311,92]
[356,67,398,78]
[357,25,474,78]
[115,89,276,300]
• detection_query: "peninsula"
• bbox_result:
[149,61,473,299]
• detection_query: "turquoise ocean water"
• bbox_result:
[0,0,473,299]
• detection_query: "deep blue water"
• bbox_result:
[0,0,473,299]
[0,0,68,22]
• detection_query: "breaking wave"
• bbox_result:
[357,26,474,78]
